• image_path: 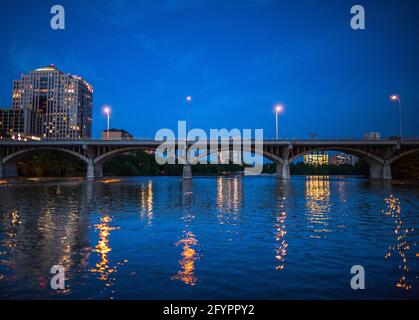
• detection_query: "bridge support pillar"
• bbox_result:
[87,160,103,179]
[87,160,94,179]
[382,161,392,180]
[369,161,392,180]
[183,163,192,179]
[0,162,3,178]
[276,160,290,179]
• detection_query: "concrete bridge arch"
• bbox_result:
[88,146,157,178]
[389,148,419,164]
[287,146,390,180]
[0,147,89,177]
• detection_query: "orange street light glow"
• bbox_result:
[104,106,111,114]
[275,105,283,113]
[390,94,399,101]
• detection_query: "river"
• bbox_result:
[0,176,418,299]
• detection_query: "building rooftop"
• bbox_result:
[34,64,62,72]
[104,128,132,134]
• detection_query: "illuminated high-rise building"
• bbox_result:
[12,65,93,140]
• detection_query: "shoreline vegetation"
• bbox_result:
[15,150,419,179]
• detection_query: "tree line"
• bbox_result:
[16,150,418,179]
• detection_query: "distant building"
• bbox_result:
[101,128,133,140]
[218,150,242,164]
[304,152,329,166]
[12,65,93,140]
[0,108,42,140]
[363,132,381,140]
[330,153,358,166]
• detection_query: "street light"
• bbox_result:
[390,94,403,140]
[104,106,111,140]
[275,104,283,140]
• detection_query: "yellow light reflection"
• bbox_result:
[305,176,332,238]
[171,231,199,286]
[275,210,288,270]
[99,179,121,184]
[383,195,415,290]
[139,180,153,223]
[1,210,21,253]
[90,215,127,295]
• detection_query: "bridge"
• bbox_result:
[0,139,418,180]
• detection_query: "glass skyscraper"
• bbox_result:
[11,65,93,140]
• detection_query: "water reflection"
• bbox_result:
[274,180,289,270]
[139,180,153,224]
[99,178,122,184]
[383,195,416,290]
[171,231,199,286]
[1,210,21,252]
[305,176,332,238]
[0,185,91,295]
[217,177,242,214]
[90,215,127,297]
[171,179,199,286]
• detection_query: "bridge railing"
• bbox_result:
[1,137,419,143]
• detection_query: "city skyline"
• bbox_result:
[1,0,419,140]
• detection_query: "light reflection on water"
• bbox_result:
[171,230,199,286]
[171,180,199,286]
[0,176,418,299]
[139,180,153,224]
[383,195,416,290]
[90,215,128,298]
[305,176,332,238]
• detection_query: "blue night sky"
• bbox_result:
[0,0,418,139]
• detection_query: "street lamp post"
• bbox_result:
[183,96,192,179]
[275,104,283,140]
[186,96,192,163]
[186,96,192,134]
[390,94,403,141]
[104,106,111,140]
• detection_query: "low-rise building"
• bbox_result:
[363,132,381,140]
[330,153,358,166]
[101,128,133,140]
[0,108,42,140]
[304,152,329,166]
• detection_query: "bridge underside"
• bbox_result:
[0,159,394,180]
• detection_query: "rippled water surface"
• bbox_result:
[0,176,418,299]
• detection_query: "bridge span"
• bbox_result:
[0,139,418,179]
